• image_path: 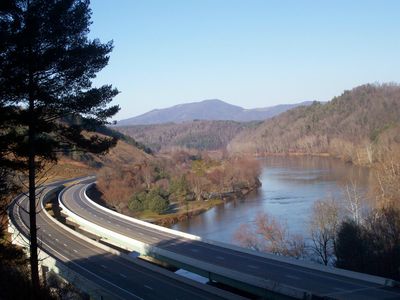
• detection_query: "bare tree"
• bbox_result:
[376,154,400,206]
[235,212,307,258]
[344,181,363,225]
[141,162,153,190]
[309,198,340,265]
[187,172,209,201]
[234,223,263,252]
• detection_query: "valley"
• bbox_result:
[2,2,400,298]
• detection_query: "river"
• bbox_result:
[172,156,374,244]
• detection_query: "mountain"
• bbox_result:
[117,99,313,126]
[228,84,400,165]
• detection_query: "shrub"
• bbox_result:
[147,194,169,213]
[128,192,146,211]
[128,188,169,213]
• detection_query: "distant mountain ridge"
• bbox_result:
[117,99,314,126]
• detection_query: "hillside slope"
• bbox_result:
[48,129,152,181]
[228,84,400,165]
[117,99,313,125]
[116,120,260,151]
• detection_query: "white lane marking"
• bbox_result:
[101,264,107,269]
[48,233,52,237]
[247,265,259,269]
[63,243,67,247]
[42,229,46,232]
[285,275,300,280]
[73,181,386,297]
[17,189,143,300]
[42,241,142,299]
[144,285,153,290]
[73,249,78,253]
[22,194,143,300]
[55,238,59,242]
[216,256,225,260]
[120,273,127,278]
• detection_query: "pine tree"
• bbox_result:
[0,0,119,294]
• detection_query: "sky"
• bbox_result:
[89,0,400,120]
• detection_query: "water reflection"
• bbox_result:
[172,156,373,244]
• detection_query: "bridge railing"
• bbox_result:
[81,181,398,288]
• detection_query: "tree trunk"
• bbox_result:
[28,129,40,292]
[27,1,40,287]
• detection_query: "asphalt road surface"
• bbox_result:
[60,178,400,300]
[9,183,246,300]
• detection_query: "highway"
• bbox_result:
[8,182,246,300]
[60,178,400,300]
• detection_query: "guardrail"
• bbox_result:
[81,181,398,288]
[47,185,244,300]
[61,182,309,299]
[9,184,244,300]
[8,186,119,300]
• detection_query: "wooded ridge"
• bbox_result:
[228,83,400,166]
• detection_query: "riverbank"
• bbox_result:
[89,181,261,227]
[146,181,261,226]
[172,155,373,243]
[139,198,224,226]
[254,151,372,166]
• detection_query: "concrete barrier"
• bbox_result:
[83,182,203,240]
[9,183,249,300]
[8,194,121,299]
[82,180,399,288]
[60,183,318,299]
[53,184,247,300]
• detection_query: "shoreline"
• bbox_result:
[153,182,261,227]
[92,151,374,228]
[89,182,261,227]
[252,151,375,167]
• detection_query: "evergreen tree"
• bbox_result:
[0,0,119,294]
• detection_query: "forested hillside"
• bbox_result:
[116,120,260,151]
[228,84,400,165]
[96,149,261,224]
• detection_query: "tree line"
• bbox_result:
[96,149,261,216]
[117,120,260,152]
[229,83,400,167]
[235,154,400,280]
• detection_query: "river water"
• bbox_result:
[172,156,374,244]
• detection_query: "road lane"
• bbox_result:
[9,185,245,300]
[60,180,400,300]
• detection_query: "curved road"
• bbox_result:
[9,182,245,300]
[61,178,400,300]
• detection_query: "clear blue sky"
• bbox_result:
[89,0,400,120]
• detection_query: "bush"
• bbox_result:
[128,188,169,214]
[169,176,190,202]
[128,192,146,211]
[147,194,169,213]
